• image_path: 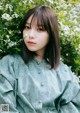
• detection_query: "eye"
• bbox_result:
[38,26,45,31]
[25,24,31,30]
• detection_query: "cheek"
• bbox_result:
[43,35,49,44]
[23,29,26,34]
[23,30,28,37]
[39,36,49,46]
[40,32,49,41]
[23,38,27,46]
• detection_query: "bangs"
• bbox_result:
[29,11,49,31]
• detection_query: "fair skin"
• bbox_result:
[23,15,49,60]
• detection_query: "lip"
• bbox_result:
[27,41,36,45]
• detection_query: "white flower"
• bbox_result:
[1,13,12,21]
[6,4,13,12]
[6,35,9,38]
[73,19,78,25]
[22,0,27,4]
[68,4,72,7]
[76,3,80,7]
[76,44,80,55]
[8,41,17,48]
[60,4,68,9]
[29,0,33,2]
[74,27,80,32]
[0,5,3,10]
[0,49,2,52]
[63,11,67,15]
[47,0,53,4]
[62,25,70,33]
[12,13,19,18]
[66,53,68,56]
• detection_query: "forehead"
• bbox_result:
[26,14,42,26]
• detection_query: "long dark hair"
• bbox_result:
[20,5,60,69]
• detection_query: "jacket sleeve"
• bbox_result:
[0,55,19,113]
[56,63,80,113]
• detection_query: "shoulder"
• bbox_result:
[0,54,15,69]
[0,54,23,65]
[55,61,78,84]
[0,54,25,73]
[0,54,23,81]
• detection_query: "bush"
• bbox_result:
[0,0,80,76]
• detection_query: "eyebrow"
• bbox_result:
[25,22,44,27]
[25,22,30,25]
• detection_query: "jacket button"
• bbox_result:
[38,71,41,74]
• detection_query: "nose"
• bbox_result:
[29,29,35,39]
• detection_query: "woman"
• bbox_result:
[0,5,80,113]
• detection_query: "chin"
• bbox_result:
[28,49,37,52]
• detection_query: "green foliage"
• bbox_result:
[0,0,80,76]
[55,1,80,75]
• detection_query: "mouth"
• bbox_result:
[27,41,36,45]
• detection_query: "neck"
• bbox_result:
[35,55,43,61]
[35,50,45,61]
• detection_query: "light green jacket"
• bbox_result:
[0,54,80,113]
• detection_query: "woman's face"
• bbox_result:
[23,15,49,57]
